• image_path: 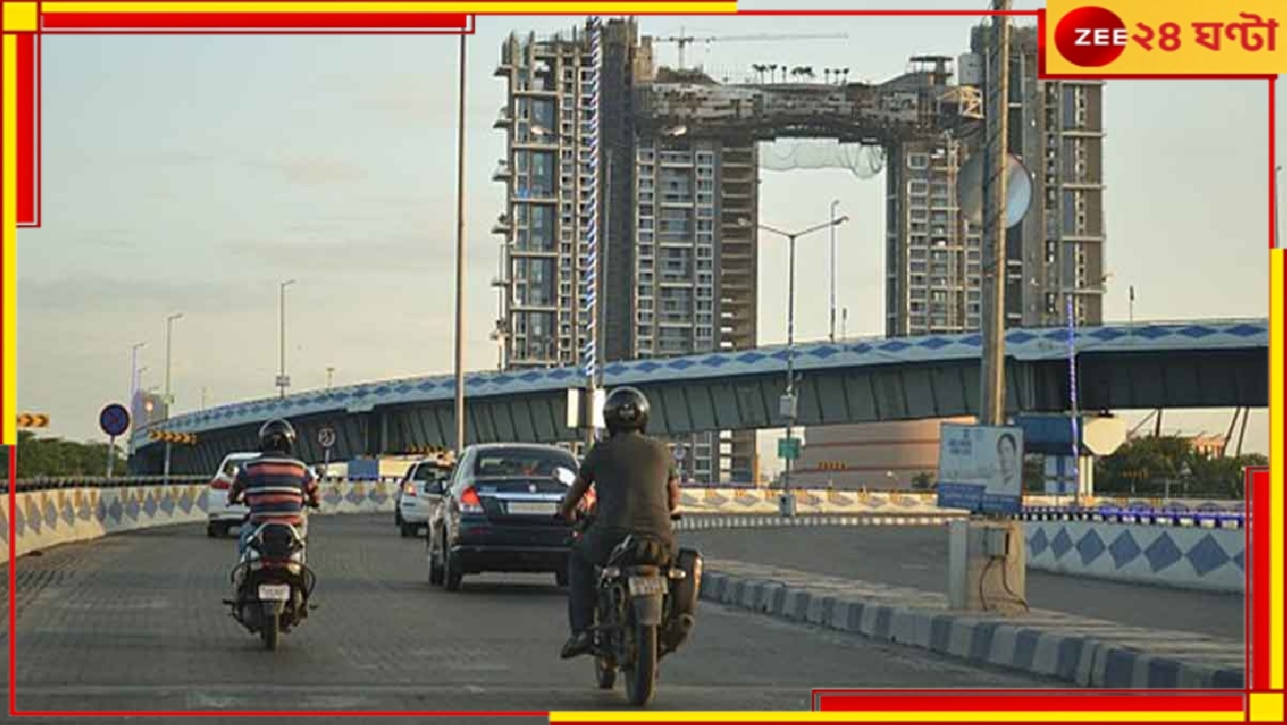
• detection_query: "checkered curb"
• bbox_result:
[699,564,1244,689]
[675,514,962,531]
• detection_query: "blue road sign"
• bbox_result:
[100,403,131,437]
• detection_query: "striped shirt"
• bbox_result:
[229,454,320,526]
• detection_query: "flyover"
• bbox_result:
[130,319,1268,475]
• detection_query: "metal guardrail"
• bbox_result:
[0,475,405,494]
[1021,506,1244,529]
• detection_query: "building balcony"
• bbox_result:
[491,215,512,235]
[493,108,512,129]
[491,163,513,182]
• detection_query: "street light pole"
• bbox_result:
[829,199,840,343]
[752,216,849,514]
[979,0,1011,428]
[326,367,335,391]
[163,313,183,482]
[279,279,296,399]
[452,33,469,455]
[127,341,147,460]
[1275,165,1281,249]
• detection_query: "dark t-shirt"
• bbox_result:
[579,432,676,537]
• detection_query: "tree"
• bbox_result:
[1094,435,1264,499]
[3,430,125,479]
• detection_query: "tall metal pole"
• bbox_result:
[452,33,469,454]
[163,313,182,482]
[583,17,604,450]
[979,1,1011,427]
[829,199,839,343]
[279,279,296,399]
[784,233,798,496]
[326,367,335,391]
[127,341,146,459]
[1066,290,1081,507]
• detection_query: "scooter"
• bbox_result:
[223,517,317,651]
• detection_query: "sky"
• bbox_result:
[15,0,1280,465]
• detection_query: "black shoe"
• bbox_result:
[560,631,593,659]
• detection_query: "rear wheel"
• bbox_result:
[624,624,658,706]
[206,523,217,538]
[428,534,445,585]
[555,569,569,588]
[444,548,463,591]
[261,612,280,651]
[395,508,403,526]
[400,523,416,538]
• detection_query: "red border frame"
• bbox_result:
[3,2,1281,721]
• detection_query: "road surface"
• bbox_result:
[679,525,1244,640]
[2,515,1054,722]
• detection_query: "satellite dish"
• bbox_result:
[956,151,1033,229]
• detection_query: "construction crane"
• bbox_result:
[648,28,849,71]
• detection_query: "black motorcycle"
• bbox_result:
[571,512,702,706]
[223,519,317,651]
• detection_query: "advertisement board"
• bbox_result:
[935,423,1024,515]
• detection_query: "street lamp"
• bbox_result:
[163,312,183,482]
[278,279,296,398]
[452,32,468,455]
[1056,273,1111,508]
[127,341,147,459]
[829,200,841,343]
[741,214,850,516]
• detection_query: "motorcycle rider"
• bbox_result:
[557,386,680,659]
[228,418,321,560]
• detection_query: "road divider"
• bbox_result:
[700,559,1244,689]
[2,477,396,560]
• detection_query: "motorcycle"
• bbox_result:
[570,511,703,706]
[222,513,318,651]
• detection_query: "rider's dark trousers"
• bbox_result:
[567,526,628,633]
[567,526,674,633]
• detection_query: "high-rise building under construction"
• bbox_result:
[492,19,757,482]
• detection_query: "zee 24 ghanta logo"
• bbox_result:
[1054,5,1279,68]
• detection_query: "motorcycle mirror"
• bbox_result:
[554,467,577,486]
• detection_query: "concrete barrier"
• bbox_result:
[1,477,396,561]
[1024,520,1244,593]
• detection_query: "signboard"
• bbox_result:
[99,404,130,437]
[318,426,337,450]
[935,424,1024,515]
[777,437,801,461]
[275,375,292,388]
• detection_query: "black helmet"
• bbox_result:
[258,418,297,455]
[603,386,650,435]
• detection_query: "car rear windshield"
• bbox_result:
[413,464,451,482]
[473,448,576,478]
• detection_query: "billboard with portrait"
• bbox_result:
[935,423,1024,514]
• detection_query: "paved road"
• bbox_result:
[679,526,1244,640]
[1,515,1052,722]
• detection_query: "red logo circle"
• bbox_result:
[1054,6,1128,68]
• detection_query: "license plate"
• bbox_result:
[508,502,557,515]
[627,576,667,597]
[258,584,291,601]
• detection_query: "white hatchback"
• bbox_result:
[207,452,257,538]
[398,460,452,538]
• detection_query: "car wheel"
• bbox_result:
[206,523,217,538]
[444,547,463,591]
[400,523,416,538]
[555,569,569,588]
[428,535,445,586]
[395,509,403,526]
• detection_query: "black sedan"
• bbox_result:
[426,443,592,591]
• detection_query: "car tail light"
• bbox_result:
[403,482,416,496]
[210,479,230,491]
[459,486,483,514]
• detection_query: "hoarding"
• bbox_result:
[936,423,1024,515]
